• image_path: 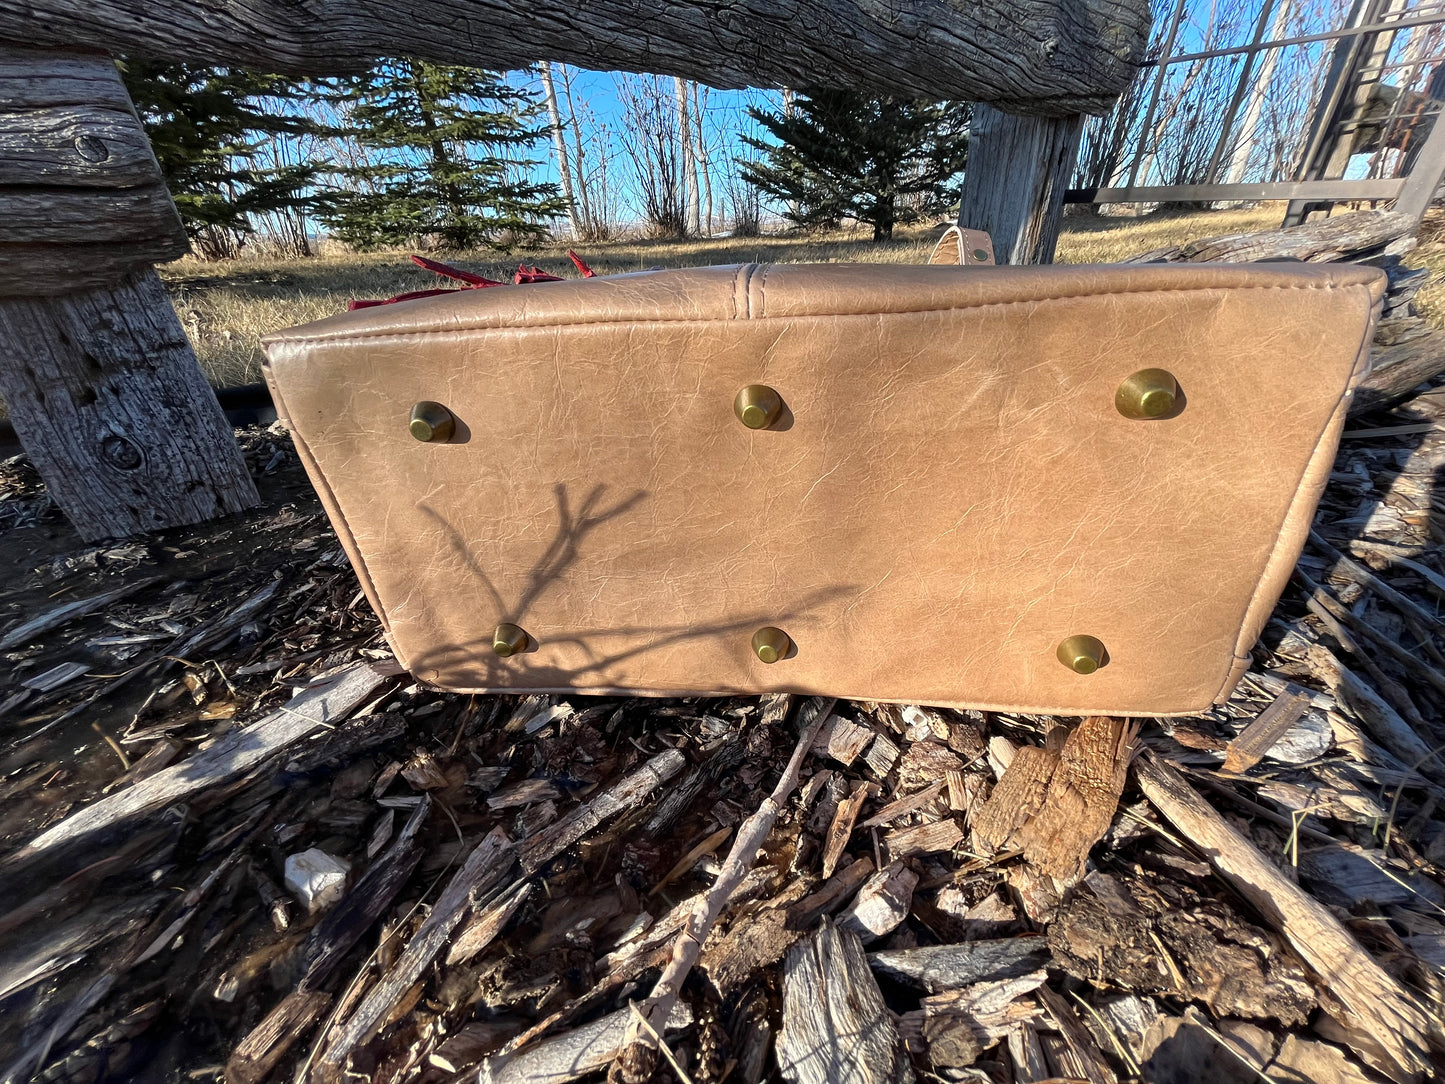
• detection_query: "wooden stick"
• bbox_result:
[520,748,687,873]
[11,662,391,860]
[1135,753,1437,1083]
[1304,644,1440,774]
[310,827,515,1081]
[1310,530,1445,633]
[1297,569,1445,697]
[1222,688,1310,774]
[613,697,836,1081]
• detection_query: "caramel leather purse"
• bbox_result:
[262,257,1384,716]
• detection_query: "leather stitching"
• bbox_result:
[269,279,1367,346]
[1207,287,1383,705]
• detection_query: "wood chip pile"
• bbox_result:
[3,222,1445,1084]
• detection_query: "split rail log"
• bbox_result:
[0,47,258,541]
[3,0,1148,115]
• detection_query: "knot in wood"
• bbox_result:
[100,434,143,471]
[74,135,108,162]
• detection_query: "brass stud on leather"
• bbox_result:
[751,626,792,663]
[1115,369,1179,419]
[734,384,783,430]
[409,400,455,442]
[1057,635,1106,674]
[493,623,530,657]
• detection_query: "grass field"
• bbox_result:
[161,204,1438,389]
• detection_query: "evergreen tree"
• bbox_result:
[741,90,969,241]
[121,61,329,258]
[323,61,564,250]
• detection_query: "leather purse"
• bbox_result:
[262,259,1384,716]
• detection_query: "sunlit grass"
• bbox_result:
[161,203,1420,389]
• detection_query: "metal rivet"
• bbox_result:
[410,401,455,442]
[751,626,792,663]
[1057,635,1107,674]
[971,248,989,262]
[733,384,783,430]
[493,623,530,657]
[1115,369,1179,419]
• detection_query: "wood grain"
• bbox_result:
[1135,752,1438,1083]
[0,270,259,540]
[0,0,1149,115]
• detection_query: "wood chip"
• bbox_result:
[1135,753,1435,1083]
[484,1001,692,1084]
[884,817,963,860]
[1017,716,1137,882]
[1223,688,1311,773]
[838,860,917,944]
[811,714,874,766]
[972,744,1058,853]
[446,880,533,965]
[312,827,515,1079]
[860,779,944,828]
[777,920,914,1084]
[869,936,1049,993]
[13,662,392,859]
[863,733,900,777]
[822,782,872,878]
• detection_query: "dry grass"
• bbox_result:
[159,204,1376,388]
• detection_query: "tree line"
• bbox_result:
[122,59,972,259]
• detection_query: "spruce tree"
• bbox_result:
[324,61,564,250]
[741,90,969,241]
[121,61,328,258]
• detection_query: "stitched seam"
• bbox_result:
[1206,290,1378,704]
[271,278,1367,347]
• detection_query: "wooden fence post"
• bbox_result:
[959,104,1085,265]
[0,47,258,541]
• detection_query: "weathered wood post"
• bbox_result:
[0,47,259,541]
[960,106,1085,265]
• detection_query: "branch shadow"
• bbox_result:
[408,481,857,688]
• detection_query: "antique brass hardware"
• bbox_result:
[410,401,456,442]
[734,385,784,430]
[1057,634,1106,674]
[1115,369,1179,419]
[751,626,792,663]
[493,623,530,657]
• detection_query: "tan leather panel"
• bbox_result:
[263,262,1384,715]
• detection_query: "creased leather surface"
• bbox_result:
[262,262,1385,715]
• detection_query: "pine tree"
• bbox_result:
[741,90,969,241]
[323,61,564,250]
[121,61,329,258]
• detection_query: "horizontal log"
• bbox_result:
[0,104,160,186]
[1,184,183,244]
[0,0,1151,115]
[0,242,188,295]
[0,47,133,110]
[0,48,187,288]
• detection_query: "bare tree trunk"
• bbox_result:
[1225,0,1294,184]
[539,61,579,237]
[559,66,595,237]
[692,81,713,236]
[675,77,698,236]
